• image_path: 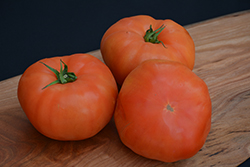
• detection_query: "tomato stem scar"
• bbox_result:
[166,104,174,112]
[144,24,167,48]
[40,59,77,89]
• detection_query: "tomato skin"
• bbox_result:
[100,15,195,85]
[114,59,211,162]
[18,53,118,141]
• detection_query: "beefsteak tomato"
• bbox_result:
[18,53,118,141]
[114,59,211,162]
[101,15,195,85]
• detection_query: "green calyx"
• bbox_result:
[40,60,77,89]
[144,24,166,48]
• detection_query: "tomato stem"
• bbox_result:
[40,60,77,89]
[144,25,166,48]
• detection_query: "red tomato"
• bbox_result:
[114,59,211,162]
[18,53,118,141]
[101,15,195,85]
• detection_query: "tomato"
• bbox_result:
[114,59,211,162]
[100,15,195,85]
[18,53,118,141]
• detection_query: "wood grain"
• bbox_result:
[1,10,250,167]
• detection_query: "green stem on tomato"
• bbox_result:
[144,25,166,48]
[40,60,77,89]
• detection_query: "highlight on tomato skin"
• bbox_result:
[17,53,118,141]
[100,15,195,86]
[114,59,211,162]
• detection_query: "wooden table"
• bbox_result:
[1,10,250,167]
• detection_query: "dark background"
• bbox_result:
[0,1,250,166]
[1,0,250,81]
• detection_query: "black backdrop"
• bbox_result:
[1,1,250,166]
[1,0,250,81]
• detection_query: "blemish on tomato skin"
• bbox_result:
[121,122,131,134]
[123,123,131,129]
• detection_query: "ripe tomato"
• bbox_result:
[18,53,118,141]
[101,15,195,85]
[114,59,211,162]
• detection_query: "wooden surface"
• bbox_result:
[1,10,250,166]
